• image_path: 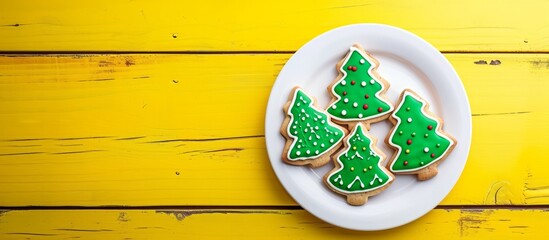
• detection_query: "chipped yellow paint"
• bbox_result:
[0,54,547,206]
[0,0,548,51]
[0,209,547,239]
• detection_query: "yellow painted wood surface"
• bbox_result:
[1,1,548,237]
[0,54,547,206]
[0,0,548,52]
[0,209,547,239]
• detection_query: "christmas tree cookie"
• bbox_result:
[326,44,394,128]
[325,123,394,206]
[281,87,347,167]
[386,90,457,180]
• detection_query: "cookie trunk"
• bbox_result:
[347,193,368,206]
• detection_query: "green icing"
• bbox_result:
[327,124,392,193]
[327,47,392,121]
[287,89,345,161]
[389,93,453,172]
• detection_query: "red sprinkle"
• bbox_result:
[363,104,368,110]
[377,107,383,113]
[343,91,347,96]
[427,125,433,130]
[407,139,412,145]
[365,94,369,99]
[403,161,408,166]
[352,66,357,71]
[351,80,356,85]
[431,153,435,158]
[347,66,352,70]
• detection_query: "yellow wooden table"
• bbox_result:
[0,1,548,239]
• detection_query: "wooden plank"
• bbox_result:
[0,0,548,52]
[0,54,547,206]
[0,209,547,239]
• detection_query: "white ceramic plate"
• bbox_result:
[265,24,471,230]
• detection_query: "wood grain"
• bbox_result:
[0,209,547,239]
[0,0,547,52]
[0,54,547,206]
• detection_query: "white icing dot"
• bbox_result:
[321,143,325,148]
[330,139,334,143]
[331,105,337,110]
[352,102,358,108]
[293,131,297,134]
[424,147,430,153]
[360,59,365,64]
[341,110,347,116]
[370,79,375,84]
[343,98,349,103]
[315,126,319,130]
[407,118,412,123]
[297,145,301,149]
[301,117,305,121]
[358,113,363,118]
[297,103,300,106]
[313,142,317,146]
[296,151,301,156]
[341,80,347,86]
[304,128,308,132]
[361,81,366,87]
[306,150,310,154]
[306,123,310,127]
[321,120,326,124]
[313,118,318,122]
[292,126,296,129]
[335,132,339,135]
[301,109,305,113]
[315,150,319,154]
[294,121,298,124]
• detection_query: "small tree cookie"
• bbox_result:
[324,123,394,205]
[386,90,457,180]
[281,87,347,167]
[326,44,394,128]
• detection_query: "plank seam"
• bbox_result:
[0,205,547,211]
[0,51,549,55]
